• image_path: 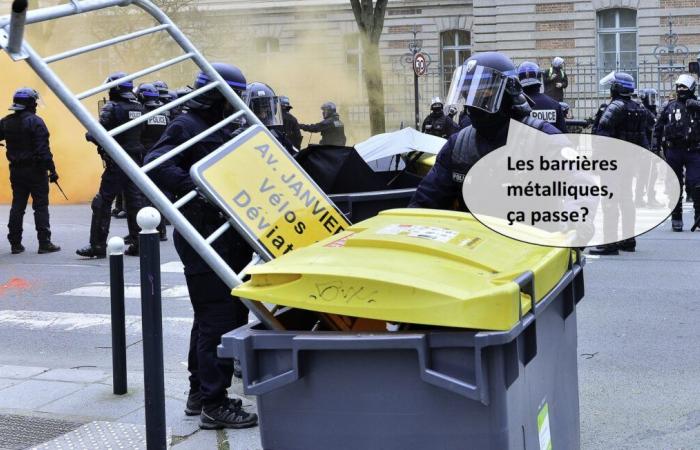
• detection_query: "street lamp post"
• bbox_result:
[398,25,431,130]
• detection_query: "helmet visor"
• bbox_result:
[248,97,283,127]
[648,91,657,106]
[599,71,616,86]
[446,64,508,114]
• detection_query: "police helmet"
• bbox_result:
[559,101,570,119]
[321,101,337,119]
[552,57,565,69]
[599,71,635,97]
[517,61,542,88]
[152,80,169,95]
[279,96,292,110]
[430,97,444,112]
[675,74,697,93]
[445,52,522,114]
[638,88,658,107]
[160,89,178,104]
[106,71,136,100]
[188,62,247,110]
[9,87,39,111]
[244,82,283,127]
[136,83,161,108]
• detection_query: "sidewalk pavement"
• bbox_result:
[0,364,261,449]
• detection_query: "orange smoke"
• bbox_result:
[0,52,102,205]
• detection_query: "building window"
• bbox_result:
[597,9,637,81]
[441,30,471,97]
[344,33,363,92]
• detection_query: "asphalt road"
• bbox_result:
[0,203,699,449]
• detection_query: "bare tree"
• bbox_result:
[350,0,388,134]
[88,0,216,86]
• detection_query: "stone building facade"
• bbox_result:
[207,0,700,128]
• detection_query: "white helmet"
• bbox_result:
[552,57,565,69]
[675,74,697,93]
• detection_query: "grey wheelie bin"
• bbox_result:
[219,210,586,450]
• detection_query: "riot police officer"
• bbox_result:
[544,57,568,102]
[300,102,346,146]
[518,61,567,132]
[280,96,302,149]
[636,88,662,208]
[654,74,700,231]
[409,52,560,210]
[137,83,170,241]
[145,63,258,430]
[421,97,459,138]
[136,83,169,150]
[589,72,649,255]
[0,88,60,254]
[77,72,145,258]
[240,82,295,154]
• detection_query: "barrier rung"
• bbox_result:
[142,110,245,173]
[76,53,194,100]
[109,81,219,137]
[173,190,198,209]
[238,253,263,278]
[205,222,231,245]
[44,24,170,64]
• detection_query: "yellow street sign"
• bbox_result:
[191,125,350,259]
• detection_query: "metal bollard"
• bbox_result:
[137,207,167,450]
[107,236,127,396]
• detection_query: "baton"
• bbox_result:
[52,179,69,200]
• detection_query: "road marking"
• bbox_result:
[57,282,189,299]
[0,310,192,335]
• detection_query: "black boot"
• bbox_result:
[77,200,111,258]
[38,242,61,254]
[124,243,139,256]
[10,243,25,255]
[672,216,683,232]
[617,238,636,252]
[589,244,619,255]
[158,221,168,242]
[199,401,258,430]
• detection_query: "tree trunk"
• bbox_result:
[361,37,386,135]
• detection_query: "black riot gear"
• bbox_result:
[519,61,566,132]
[187,63,247,111]
[136,83,162,108]
[279,95,303,149]
[106,71,136,101]
[9,87,39,112]
[243,82,283,127]
[78,72,146,258]
[422,97,459,138]
[1,96,60,253]
[654,78,700,229]
[300,102,346,146]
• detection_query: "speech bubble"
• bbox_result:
[462,119,681,248]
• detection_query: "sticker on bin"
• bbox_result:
[538,401,552,450]
[376,224,458,243]
[324,232,356,248]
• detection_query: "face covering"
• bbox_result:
[467,106,509,136]
[677,88,691,101]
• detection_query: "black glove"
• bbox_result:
[49,171,59,183]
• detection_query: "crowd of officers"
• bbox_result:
[421,58,569,140]
[0,74,346,257]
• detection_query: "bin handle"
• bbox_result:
[242,334,488,403]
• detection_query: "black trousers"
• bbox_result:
[186,271,249,407]
[89,157,144,246]
[7,166,51,245]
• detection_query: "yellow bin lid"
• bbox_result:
[233,209,571,331]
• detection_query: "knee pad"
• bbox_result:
[91,194,106,211]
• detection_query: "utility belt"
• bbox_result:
[9,160,43,169]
